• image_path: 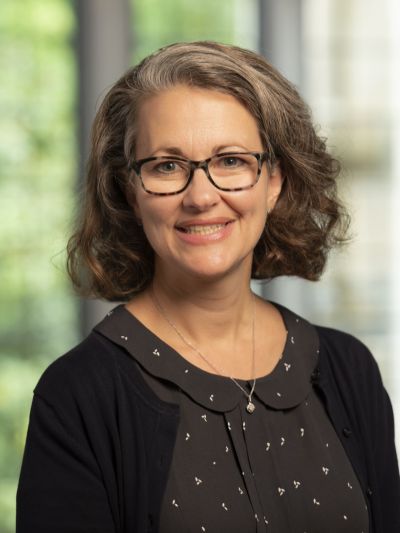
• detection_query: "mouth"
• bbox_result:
[175,221,233,235]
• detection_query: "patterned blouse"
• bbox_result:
[100,303,369,533]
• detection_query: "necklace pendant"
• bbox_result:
[246,401,255,414]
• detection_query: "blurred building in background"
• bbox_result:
[0,0,399,530]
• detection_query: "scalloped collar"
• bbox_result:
[94,301,319,413]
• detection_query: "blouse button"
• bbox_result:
[342,427,352,437]
[366,487,373,497]
[310,369,320,383]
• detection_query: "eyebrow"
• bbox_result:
[149,144,251,158]
[151,146,186,157]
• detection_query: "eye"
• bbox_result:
[221,156,244,168]
[155,161,179,173]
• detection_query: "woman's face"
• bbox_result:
[132,85,282,283]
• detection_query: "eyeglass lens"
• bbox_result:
[139,153,260,194]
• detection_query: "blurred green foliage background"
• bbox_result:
[132,0,250,61]
[0,1,77,530]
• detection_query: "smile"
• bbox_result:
[176,223,230,235]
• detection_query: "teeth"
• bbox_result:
[180,223,227,235]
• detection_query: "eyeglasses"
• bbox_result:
[129,151,270,196]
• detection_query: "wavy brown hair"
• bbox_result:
[67,41,349,301]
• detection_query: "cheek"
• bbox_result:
[241,189,268,240]
[138,199,175,244]
[135,192,166,224]
[140,218,167,258]
[226,186,268,223]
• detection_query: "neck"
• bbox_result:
[151,263,255,345]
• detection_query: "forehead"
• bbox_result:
[135,85,262,157]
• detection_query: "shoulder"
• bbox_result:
[34,332,120,398]
[275,301,379,378]
[315,324,381,378]
[34,329,179,421]
[316,324,370,351]
[273,300,381,377]
[34,331,166,413]
[313,325,390,418]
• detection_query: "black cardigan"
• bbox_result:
[16,324,400,533]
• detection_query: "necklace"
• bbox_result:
[150,289,257,414]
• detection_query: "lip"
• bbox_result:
[174,218,235,245]
[175,217,235,228]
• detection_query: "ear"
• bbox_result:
[267,161,284,212]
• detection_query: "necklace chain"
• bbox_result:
[150,288,257,413]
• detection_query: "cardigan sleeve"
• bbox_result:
[15,340,124,533]
[360,344,400,533]
[17,332,181,533]
[16,390,116,533]
[317,327,400,533]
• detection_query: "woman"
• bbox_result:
[17,41,399,532]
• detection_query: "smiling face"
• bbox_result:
[131,85,282,284]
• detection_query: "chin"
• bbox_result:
[179,257,250,282]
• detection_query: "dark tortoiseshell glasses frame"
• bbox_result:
[129,151,271,196]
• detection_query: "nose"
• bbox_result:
[181,167,220,210]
